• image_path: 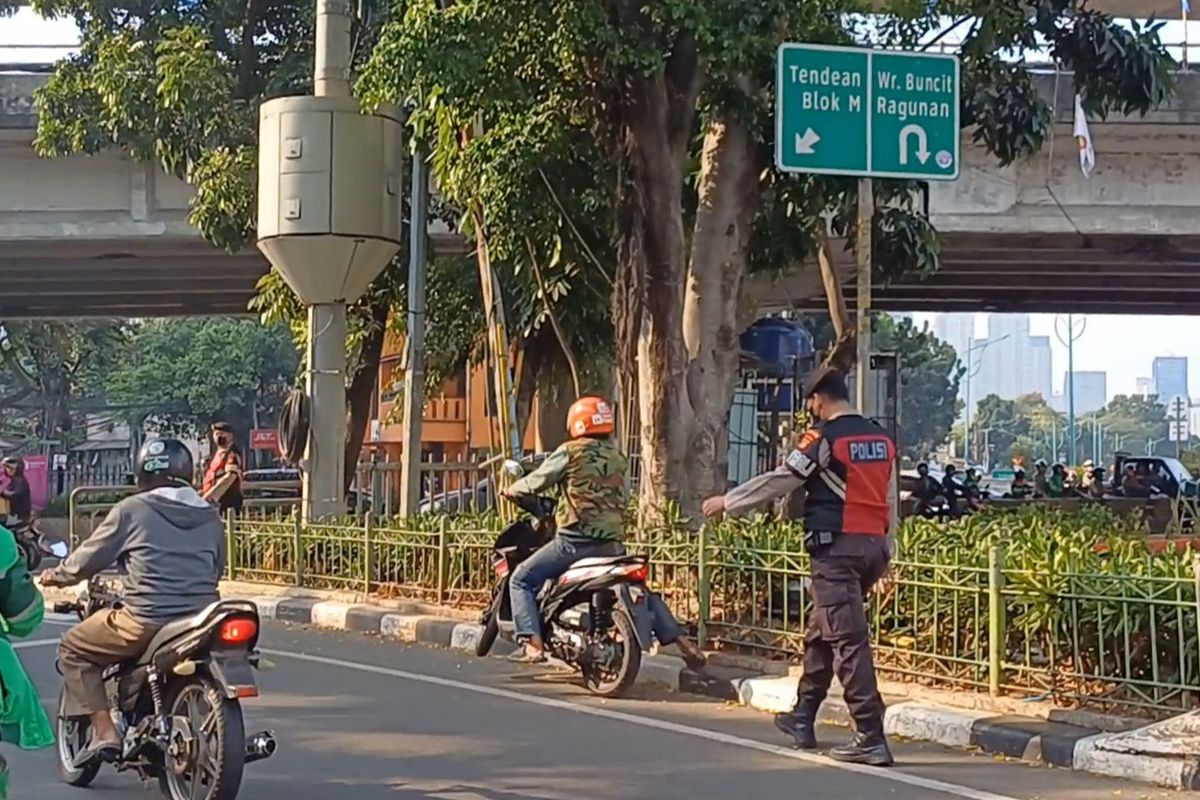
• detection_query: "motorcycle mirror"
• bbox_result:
[502,459,525,479]
[40,536,68,559]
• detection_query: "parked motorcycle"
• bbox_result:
[52,574,276,800]
[475,461,655,697]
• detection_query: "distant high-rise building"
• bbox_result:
[933,313,974,363]
[932,314,976,418]
[1135,377,1153,398]
[1152,357,1189,402]
[973,315,1052,404]
[1064,371,1107,415]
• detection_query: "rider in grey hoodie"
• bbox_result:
[42,438,223,763]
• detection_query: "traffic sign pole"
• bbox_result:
[855,178,873,413]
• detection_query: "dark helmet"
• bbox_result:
[1014,468,1026,479]
[944,463,958,475]
[135,438,194,490]
[1,456,22,477]
[916,461,929,472]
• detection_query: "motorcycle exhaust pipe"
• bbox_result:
[245,731,277,763]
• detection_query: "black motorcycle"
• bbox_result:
[476,488,655,697]
[52,574,277,800]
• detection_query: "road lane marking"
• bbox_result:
[264,648,1021,800]
[15,638,59,649]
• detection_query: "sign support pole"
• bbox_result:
[855,177,873,412]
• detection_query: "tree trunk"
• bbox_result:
[611,25,699,523]
[343,297,389,494]
[681,113,760,518]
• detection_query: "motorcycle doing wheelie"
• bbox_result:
[52,573,277,800]
[475,467,656,697]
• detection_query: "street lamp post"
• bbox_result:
[1055,314,1087,466]
[963,333,1012,464]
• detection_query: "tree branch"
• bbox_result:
[537,168,613,287]
[817,231,855,371]
[525,235,582,398]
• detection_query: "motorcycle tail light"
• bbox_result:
[495,561,509,577]
[219,617,258,645]
[624,563,649,583]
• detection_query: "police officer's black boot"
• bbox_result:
[773,700,819,750]
[829,721,893,766]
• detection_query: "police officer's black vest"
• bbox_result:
[805,414,896,536]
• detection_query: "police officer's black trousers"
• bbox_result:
[795,534,891,731]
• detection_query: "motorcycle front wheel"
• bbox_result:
[55,688,101,787]
[158,678,245,800]
[581,607,641,698]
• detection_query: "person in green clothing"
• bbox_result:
[0,524,56,798]
[502,396,706,669]
[1047,463,1068,498]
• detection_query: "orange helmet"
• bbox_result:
[566,396,615,438]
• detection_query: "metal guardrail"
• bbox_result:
[227,512,1200,717]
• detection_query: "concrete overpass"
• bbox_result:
[0,73,463,318]
[3,70,1200,317]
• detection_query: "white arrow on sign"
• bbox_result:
[794,128,821,155]
[899,124,930,166]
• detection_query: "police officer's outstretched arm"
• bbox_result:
[41,504,130,587]
[704,431,827,518]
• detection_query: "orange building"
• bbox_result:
[366,330,542,467]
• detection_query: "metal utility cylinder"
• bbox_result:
[399,149,430,518]
[855,178,874,412]
[256,0,403,521]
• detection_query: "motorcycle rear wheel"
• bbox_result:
[581,607,641,698]
[157,678,245,800]
[56,689,101,787]
[476,614,500,657]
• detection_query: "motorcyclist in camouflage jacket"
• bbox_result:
[503,396,706,669]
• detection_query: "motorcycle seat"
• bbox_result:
[569,555,642,569]
[135,601,239,666]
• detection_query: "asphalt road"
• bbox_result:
[13,615,1186,800]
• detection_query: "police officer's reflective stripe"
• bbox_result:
[818,470,847,500]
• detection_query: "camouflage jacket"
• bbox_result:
[508,438,628,540]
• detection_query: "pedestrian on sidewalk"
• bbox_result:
[702,367,896,767]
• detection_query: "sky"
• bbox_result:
[911,313,1200,400]
[6,10,1200,400]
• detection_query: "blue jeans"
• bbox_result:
[509,533,685,645]
[510,533,623,641]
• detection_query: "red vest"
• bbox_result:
[204,448,240,493]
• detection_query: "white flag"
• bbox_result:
[1073,94,1095,177]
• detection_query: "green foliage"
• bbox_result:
[0,321,128,442]
[973,392,1173,466]
[105,319,299,436]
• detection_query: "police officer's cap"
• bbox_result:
[802,366,848,399]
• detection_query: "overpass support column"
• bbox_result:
[305,303,348,520]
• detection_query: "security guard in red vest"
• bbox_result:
[703,367,897,766]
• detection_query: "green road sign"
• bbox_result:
[775,43,960,181]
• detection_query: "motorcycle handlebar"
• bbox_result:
[511,493,556,520]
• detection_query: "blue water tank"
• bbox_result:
[740,318,815,374]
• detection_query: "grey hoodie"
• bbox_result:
[57,486,225,622]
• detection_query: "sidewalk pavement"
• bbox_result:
[39,581,1200,790]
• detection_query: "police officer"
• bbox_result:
[702,367,897,766]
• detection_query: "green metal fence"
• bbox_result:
[227,515,1200,717]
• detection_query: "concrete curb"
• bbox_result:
[43,588,1200,790]
[705,673,1200,790]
